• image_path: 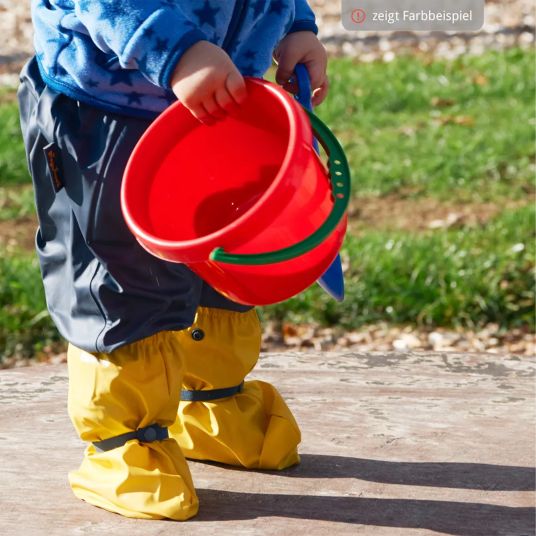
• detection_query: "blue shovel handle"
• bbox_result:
[293,64,345,302]
[294,64,319,153]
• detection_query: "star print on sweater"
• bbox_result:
[269,0,286,15]
[153,38,169,54]
[98,3,131,27]
[110,70,134,86]
[126,91,143,105]
[194,1,220,27]
[32,0,318,118]
[78,0,91,13]
[243,49,257,60]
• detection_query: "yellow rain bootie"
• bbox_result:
[169,307,301,470]
[67,332,198,520]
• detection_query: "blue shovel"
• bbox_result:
[293,63,345,302]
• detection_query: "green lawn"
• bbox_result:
[318,48,535,200]
[0,48,534,362]
[264,204,535,329]
[0,90,29,186]
[0,253,58,359]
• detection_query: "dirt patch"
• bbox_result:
[0,194,530,254]
[0,89,16,104]
[348,195,529,233]
[0,216,37,252]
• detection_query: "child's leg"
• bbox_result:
[67,332,198,520]
[169,306,301,470]
[18,58,203,519]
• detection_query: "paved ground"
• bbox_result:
[0,351,534,535]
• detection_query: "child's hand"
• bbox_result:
[170,41,247,125]
[274,32,328,106]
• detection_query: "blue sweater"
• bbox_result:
[32,0,317,119]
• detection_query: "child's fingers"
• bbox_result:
[282,77,298,95]
[185,100,215,125]
[275,50,300,88]
[311,77,329,106]
[226,71,247,105]
[199,105,217,125]
[304,60,327,97]
[202,95,227,120]
[275,66,296,88]
[215,87,238,113]
[274,43,303,87]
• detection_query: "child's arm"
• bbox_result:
[73,1,245,124]
[274,0,328,106]
[170,41,246,125]
[170,1,324,123]
[73,1,206,92]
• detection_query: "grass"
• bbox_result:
[317,47,535,200]
[263,204,535,329]
[0,47,534,361]
[0,184,34,220]
[0,252,58,360]
[0,90,29,186]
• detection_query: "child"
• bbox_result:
[19,0,328,521]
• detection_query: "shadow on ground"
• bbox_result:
[196,453,536,491]
[287,454,536,491]
[194,490,534,535]
[191,454,535,534]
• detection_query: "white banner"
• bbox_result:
[341,0,485,31]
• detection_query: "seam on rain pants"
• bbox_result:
[17,57,250,354]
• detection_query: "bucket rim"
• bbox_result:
[121,78,311,259]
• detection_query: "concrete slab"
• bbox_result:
[0,351,534,536]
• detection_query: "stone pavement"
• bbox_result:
[0,351,534,535]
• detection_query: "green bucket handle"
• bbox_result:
[209,110,351,265]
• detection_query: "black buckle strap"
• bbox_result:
[180,382,244,402]
[93,423,169,452]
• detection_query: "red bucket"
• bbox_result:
[121,78,350,305]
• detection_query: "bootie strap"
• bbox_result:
[93,424,169,452]
[180,382,244,402]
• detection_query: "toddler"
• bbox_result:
[18,0,327,520]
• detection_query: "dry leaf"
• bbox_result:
[439,115,475,126]
[282,323,298,337]
[472,73,489,86]
[431,97,456,107]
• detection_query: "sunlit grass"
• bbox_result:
[0,48,534,361]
